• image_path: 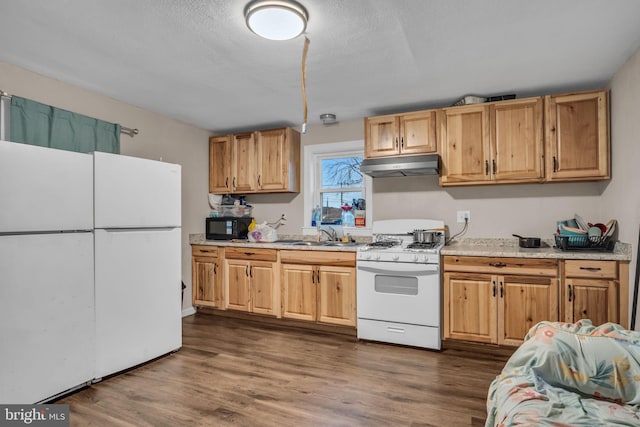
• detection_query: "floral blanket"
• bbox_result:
[486,320,640,426]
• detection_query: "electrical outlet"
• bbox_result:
[457,210,470,223]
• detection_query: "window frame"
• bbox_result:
[303,140,372,236]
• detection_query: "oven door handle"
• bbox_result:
[356,262,439,274]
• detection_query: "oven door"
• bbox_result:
[356,260,440,326]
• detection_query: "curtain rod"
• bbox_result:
[1,88,138,137]
[120,126,139,137]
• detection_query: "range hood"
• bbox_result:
[359,154,440,178]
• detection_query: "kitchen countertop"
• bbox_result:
[190,234,632,261]
[442,238,632,261]
[189,233,360,252]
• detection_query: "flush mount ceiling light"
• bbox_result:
[244,0,308,41]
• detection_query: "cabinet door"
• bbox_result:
[232,133,257,193]
[317,266,356,326]
[565,278,618,326]
[439,105,491,185]
[256,129,287,192]
[209,136,232,193]
[399,110,437,154]
[444,272,497,343]
[225,259,251,312]
[281,264,316,321]
[192,255,222,308]
[491,97,544,181]
[545,90,609,181]
[365,115,399,158]
[499,275,558,346]
[250,261,278,316]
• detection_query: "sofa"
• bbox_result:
[486,320,640,426]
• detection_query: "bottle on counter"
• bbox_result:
[341,204,354,227]
[311,204,321,227]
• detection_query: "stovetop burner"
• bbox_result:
[406,240,441,250]
[366,240,401,249]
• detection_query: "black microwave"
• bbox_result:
[206,217,253,240]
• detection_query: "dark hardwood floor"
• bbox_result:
[60,314,510,426]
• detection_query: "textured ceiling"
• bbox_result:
[1,0,640,134]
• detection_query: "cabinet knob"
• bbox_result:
[568,284,573,302]
[257,175,261,187]
[492,159,496,175]
[552,156,558,173]
[485,160,489,176]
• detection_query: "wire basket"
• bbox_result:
[554,234,615,252]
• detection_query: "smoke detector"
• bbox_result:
[320,113,337,125]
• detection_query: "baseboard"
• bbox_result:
[181,306,196,317]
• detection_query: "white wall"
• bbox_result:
[0,61,212,311]
[605,46,640,328]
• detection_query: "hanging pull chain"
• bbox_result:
[301,36,310,133]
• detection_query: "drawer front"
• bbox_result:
[564,260,617,279]
[279,250,356,267]
[224,247,277,262]
[192,245,219,257]
[443,256,558,276]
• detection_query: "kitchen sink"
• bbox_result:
[289,241,325,246]
[278,240,360,247]
[322,242,360,247]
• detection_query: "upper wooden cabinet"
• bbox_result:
[545,90,609,182]
[365,110,437,158]
[208,136,232,193]
[439,97,544,186]
[256,128,300,192]
[232,132,258,193]
[209,127,300,194]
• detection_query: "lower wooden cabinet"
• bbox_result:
[280,250,356,327]
[443,256,558,346]
[224,247,279,317]
[192,245,223,308]
[562,260,619,325]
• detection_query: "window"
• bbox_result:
[303,140,372,235]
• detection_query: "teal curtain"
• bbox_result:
[10,96,120,154]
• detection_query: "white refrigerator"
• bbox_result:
[0,140,95,404]
[93,151,182,379]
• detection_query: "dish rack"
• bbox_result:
[554,234,615,252]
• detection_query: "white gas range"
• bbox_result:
[356,219,445,350]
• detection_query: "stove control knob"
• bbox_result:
[412,254,419,262]
[364,253,371,260]
[392,254,400,261]
[422,255,430,263]
[375,254,381,260]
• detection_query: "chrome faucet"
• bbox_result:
[320,226,338,241]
